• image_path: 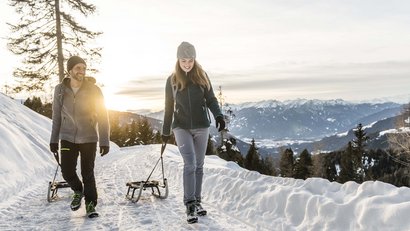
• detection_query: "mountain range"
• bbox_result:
[140,98,405,157]
[227,99,401,141]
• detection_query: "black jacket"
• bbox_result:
[162,75,223,136]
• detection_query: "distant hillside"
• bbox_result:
[277,115,401,156]
[109,110,163,132]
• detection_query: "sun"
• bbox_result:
[103,91,136,112]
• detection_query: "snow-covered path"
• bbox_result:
[0,145,254,231]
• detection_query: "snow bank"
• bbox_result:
[0,93,54,202]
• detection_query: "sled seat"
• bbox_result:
[126,180,159,189]
[125,179,168,203]
[47,181,70,202]
[50,181,70,189]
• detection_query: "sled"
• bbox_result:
[126,143,169,203]
[47,152,71,202]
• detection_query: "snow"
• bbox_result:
[326,118,336,122]
[379,127,410,137]
[336,131,349,137]
[244,138,311,149]
[1,92,410,230]
[363,121,378,129]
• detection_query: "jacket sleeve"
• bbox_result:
[162,76,174,136]
[204,75,223,120]
[95,86,110,146]
[50,85,62,143]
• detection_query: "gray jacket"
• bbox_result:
[50,77,110,146]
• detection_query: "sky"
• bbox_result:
[2,92,410,230]
[1,0,410,113]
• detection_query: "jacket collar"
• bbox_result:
[62,76,96,88]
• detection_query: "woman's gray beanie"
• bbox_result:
[177,42,196,59]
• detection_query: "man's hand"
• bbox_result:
[50,143,59,153]
[100,146,110,156]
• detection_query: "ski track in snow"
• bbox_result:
[0,145,255,231]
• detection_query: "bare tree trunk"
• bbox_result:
[55,0,64,82]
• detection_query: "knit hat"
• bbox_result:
[177,42,196,59]
[66,56,86,71]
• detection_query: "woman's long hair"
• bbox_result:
[172,60,210,91]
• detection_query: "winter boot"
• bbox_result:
[70,191,83,211]
[186,201,198,224]
[195,200,207,216]
[86,201,99,218]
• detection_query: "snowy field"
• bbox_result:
[1,92,410,231]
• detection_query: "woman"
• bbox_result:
[162,41,225,224]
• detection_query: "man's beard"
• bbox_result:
[72,73,84,81]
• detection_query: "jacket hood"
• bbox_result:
[62,76,96,87]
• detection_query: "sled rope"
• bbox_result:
[144,143,167,185]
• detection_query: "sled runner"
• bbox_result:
[47,152,70,202]
[126,143,169,203]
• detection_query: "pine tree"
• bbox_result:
[125,120,138,146]
[23,96,42,113]
[217,137,244,167]
[326,153,338,182]
[294,149,312,180]
[41,102,52,119]
[338,142,355,183]
[259,156,277,176]
[136,117,155,145]
[23,96,52,118]
[311,154,325,178]
[109,111,122,147]
[279,148,294,177]
[7,0,102,92]
[352,123,369,182]
[245,138,260,171]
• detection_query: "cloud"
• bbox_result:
[108,60,410,107]
[112,76,166,100]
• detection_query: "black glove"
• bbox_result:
[162,135,171,144]
[50,143,59,153]
[100,146,110,156]
[216,116,226,132]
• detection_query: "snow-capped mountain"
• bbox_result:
[226,99,401,140]
[231,98,349,110]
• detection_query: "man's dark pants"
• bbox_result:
[60,140,97,205]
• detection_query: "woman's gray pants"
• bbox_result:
[173,127,210,205]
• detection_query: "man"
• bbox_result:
[50,55,110,218]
